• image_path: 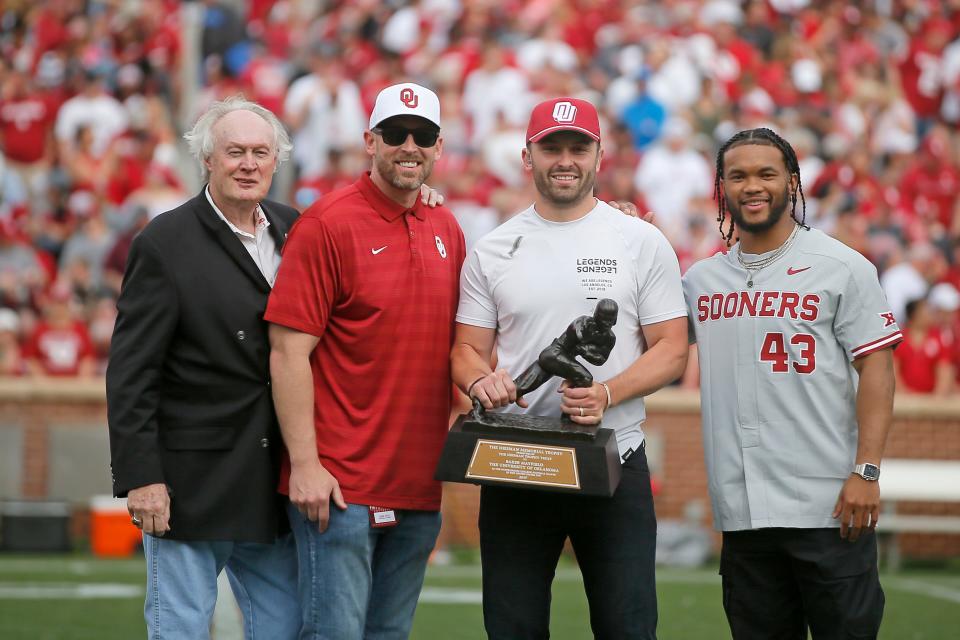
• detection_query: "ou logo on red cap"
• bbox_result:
[552,101,577,123]
[400,88,419,108]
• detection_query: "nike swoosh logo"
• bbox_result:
[787,266,811,275]
[372,246,387,255]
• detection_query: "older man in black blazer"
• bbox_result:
[106,97,301,639]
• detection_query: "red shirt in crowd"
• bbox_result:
[23,320,95,376]
[240,55,288,116]
[711,33,760,102]
[898,159,960,229]
[31,7,70,63]
[144,21,181,71]
[0,94,57,164]
[894,327,951,393]
[899,31,948,119]
[265,173,466,511]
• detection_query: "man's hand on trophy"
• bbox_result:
[469,369,529,409]
[558,380,609,425]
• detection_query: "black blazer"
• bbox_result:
[106,190,298,543]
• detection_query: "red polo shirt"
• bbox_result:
[266,173,465,511]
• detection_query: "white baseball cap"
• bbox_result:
[369,82,441,130]
[929,283,960,312]
[0,308,18,333]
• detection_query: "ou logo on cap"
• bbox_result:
[400,88,419,108]
[552,101,577,123]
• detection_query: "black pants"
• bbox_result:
[479,448,658,640]
[721,528,884,640]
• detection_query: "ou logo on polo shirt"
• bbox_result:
[435,235,447,258]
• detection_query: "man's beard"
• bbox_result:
[375,153,435,191]
[728,186,791,234]
[533,165,597,206]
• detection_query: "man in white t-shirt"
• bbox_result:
[283,44,365,180]
[634,117,713,248]
[880,242,943,325]
[451,97,688,640]
[54,71,128,158]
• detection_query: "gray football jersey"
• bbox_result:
[682,227,902,531]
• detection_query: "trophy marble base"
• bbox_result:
[434,412,622,497]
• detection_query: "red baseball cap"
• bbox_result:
[526,97,601,143]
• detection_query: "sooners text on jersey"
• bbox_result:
[696,290,820,323]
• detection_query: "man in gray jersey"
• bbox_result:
[682,128,901,640]
[453,97,688,639]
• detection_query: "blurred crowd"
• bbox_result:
[0,0,958,393]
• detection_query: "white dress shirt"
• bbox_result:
[205,187,280,286]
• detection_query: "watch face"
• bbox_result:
[860,464,880,480]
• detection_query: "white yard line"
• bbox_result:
[419,588,483,604]
[0,563,957,608]
[0,559,143,574]
[0,583,141,599]
[426,565,721,584]
[884,578,960,604]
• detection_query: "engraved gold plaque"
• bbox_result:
[465,439,580,489]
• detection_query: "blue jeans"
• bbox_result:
[479,447,658,639]
[143,533,300,639]
[286,501,441,640]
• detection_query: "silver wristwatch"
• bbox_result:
[853,462,880,481]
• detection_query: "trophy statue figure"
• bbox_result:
[471,298,619,425]
[516,298,618,395]
[438,298,624,496]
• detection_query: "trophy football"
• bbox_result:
[435,299,622,497]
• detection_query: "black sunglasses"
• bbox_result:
[372,126,440,148]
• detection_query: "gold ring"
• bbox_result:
[579,407,584,417]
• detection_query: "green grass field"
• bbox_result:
[0,554,958,639]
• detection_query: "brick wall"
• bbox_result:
[439,389,960,559]
[0,379,107,499]
[2,380,958,559]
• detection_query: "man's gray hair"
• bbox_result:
[184,96,292,180]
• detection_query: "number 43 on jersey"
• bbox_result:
[760,332,816,374]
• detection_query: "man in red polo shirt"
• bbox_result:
[266,82,465,639]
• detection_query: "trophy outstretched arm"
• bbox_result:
[579,339,615,365]
[469,299,619,419]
